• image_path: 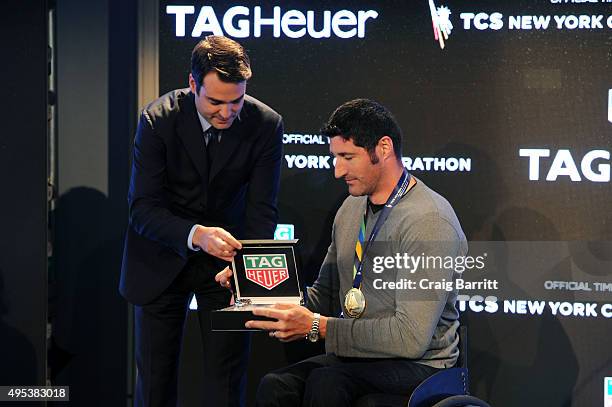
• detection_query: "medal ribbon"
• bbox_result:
[352,169,412,289]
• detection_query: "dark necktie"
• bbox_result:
[205,128,218,172]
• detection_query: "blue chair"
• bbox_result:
[356,326,491,407]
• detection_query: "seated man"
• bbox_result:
[217,99,467,407]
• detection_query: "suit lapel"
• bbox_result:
[176,92,209,189]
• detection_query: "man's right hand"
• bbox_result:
[215,266,234,290]
[192,226,242,262]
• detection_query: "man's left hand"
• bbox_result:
[245,304,326,342]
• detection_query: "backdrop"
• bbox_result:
[159,1,612,406]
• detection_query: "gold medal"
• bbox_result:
[344,288,366,318]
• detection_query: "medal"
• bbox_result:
[344,287,366,318]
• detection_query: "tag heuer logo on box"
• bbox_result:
[243,254,289,290]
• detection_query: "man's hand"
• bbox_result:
[245,304,327,342]
[192,226,242,262]
[215,266,233,289]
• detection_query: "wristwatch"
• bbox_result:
[306,313,321,343]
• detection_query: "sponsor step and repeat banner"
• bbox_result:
[160,1,611,406]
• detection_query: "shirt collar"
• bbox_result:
[196,111,212,133]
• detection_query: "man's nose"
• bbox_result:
[334,160,346,179]
[219,104,232,119]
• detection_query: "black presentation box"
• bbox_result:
[211,239,303,331]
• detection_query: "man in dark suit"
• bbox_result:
[120,36,283,407]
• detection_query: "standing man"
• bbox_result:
[219,99,466,406]
[120,36,283,407]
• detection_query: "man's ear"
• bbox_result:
[188,73,197,94]
[378,136,395,160]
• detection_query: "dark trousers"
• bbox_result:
[134,255,250,407]
[255,353,439,407]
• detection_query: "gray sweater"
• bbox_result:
[307,177,467,369]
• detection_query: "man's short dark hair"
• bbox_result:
[321,99,403,162]
[191,35,252,92]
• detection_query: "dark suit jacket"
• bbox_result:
[120,89,283,305]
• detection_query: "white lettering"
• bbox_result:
[489,13,504,30]
[167,5,195,37]
[462,12,503,30]
[521,148,610,182]
[357,10,379,38]
[402,157,472,172]
[254,6,282,38]
[546,149,581,181]
[307,10,331,38]
[318,156,331,169]
[548,301,561,315]
[180,7,378,39]
[508,15,552,30]
[554,15,566,29]
[534,15,551,29]
[504,300,516,314]
[270,256,284,267]
[284,155,296,168]
[307,155,318,168]
[519,148,550,180]
[459,159,471,171]
[223,6,250,38]
[516,300,527,314]
[585,303,598,317]
[412,157,424,171]
[559,302,572,316]
[581,150,610,182]
[509,15,521,30]
[522,15,533,30]
[528,301,546,315]
[591,15,603,29]
[294,155,307,168]
[285,155,331,169]
[433,158,445,171]
[469,295,484,312]
[578,15,590,29]
[446,157,459,171]
[460,13,475,30]
[192,6,223,37]
[281,10,306,39]
[282,134,328,145]
[457,295,498,313]
[474,13,490,30]
[332,10,357,39]
[548,301,586,316]
[566,15,579,29]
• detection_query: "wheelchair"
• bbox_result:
[355,326,491,407]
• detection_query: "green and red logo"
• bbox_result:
[243,254,289,290]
